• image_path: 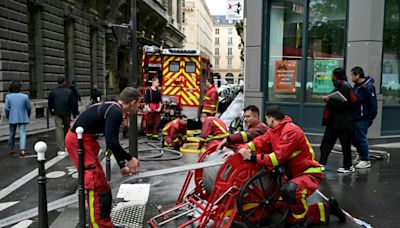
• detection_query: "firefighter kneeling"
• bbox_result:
[162,115,188,150]
[236,105,346,227]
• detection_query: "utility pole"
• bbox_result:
[129,0,138,157]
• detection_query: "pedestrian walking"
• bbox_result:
[90,85,102,104]
[144,77,163,139]
[48,77,73,154]
[319,68,354,173]
[69,80,81,119]
[65,87,140,228]
[238,105,346,226]
[350,66,378,169]
[4,81,31,156]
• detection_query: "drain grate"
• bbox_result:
[111,202,146,227]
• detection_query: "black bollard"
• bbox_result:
[46,107,50,129]
[105,149,112,181]
[76,127,86,227]
[35,141,48,228]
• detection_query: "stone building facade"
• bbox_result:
[0,0,183,122]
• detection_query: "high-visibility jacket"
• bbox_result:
[199,117,229,143]
[227,121,268,151]
[246,116,322,178]
[162,119,187,146]
[202,85,218,115]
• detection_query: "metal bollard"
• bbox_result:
[46,107,50,129]
[76,127,86,228]
[105,149,112,181]
[35,141,48,228]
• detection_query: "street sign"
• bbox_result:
[226,0,244,20]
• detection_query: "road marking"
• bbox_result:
[0,201,19,212]
[46,171,66,179]
[0,155,67,201]
[10,220,32,228]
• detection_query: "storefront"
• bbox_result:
[245,0,400,136]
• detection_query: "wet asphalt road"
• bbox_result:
[0,130,399,227]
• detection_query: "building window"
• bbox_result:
[182,12,185,23]
[228,37,232,45]
[215,48,219,55]
[215,28,219,35]
[228,48,232,55]
[228,28,233,35]
[382,0,400,104]
[215,37,219,45]
[266,0,347,103]
[227,58,232,68]
[305,0,347,103]
[215,58,219,68]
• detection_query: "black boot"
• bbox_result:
[329,197,346,223]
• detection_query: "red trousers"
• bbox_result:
[145,111,161,137]
[65,131,113,228]
[285,173,329,224]
[205,139,223,154]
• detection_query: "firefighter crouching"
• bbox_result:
[162,115,188,150]
[65,87,140,228]
[144,77,163,139]
[202,77,219,116]
[198,113,229,154]
[217,105,268,154]
[237,105,346,226]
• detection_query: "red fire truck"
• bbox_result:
[139,46,212,131]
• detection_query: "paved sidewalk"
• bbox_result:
[0,117,55,143]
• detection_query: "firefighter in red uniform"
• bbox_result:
[202,77,219,116]
[198,113,229,154]
[144,77,163,139]
[238,105,346,227]
[162,115,188,150]
[216,105,268,154]
[65,87,140,228]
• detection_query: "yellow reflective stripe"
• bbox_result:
[173,138,180,142]
[318,202,326,222]
[247,142,256,151]
[305,136,316,161]
[199,138,206,141]
[292,189,308,220]
[213,120,227,134]
[269,153,279,167]
[240,131,248,143]
[208,132,229,140]
[202,109,212,113]
[204,96,211,100]
[162,124,171,132]
[289,150,301,159]
[89,190,99,228]
[304,166,323,174]
[210,105,217,107]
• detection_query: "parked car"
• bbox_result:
[218,87,230,112]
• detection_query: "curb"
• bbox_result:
[0,127,55,143]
